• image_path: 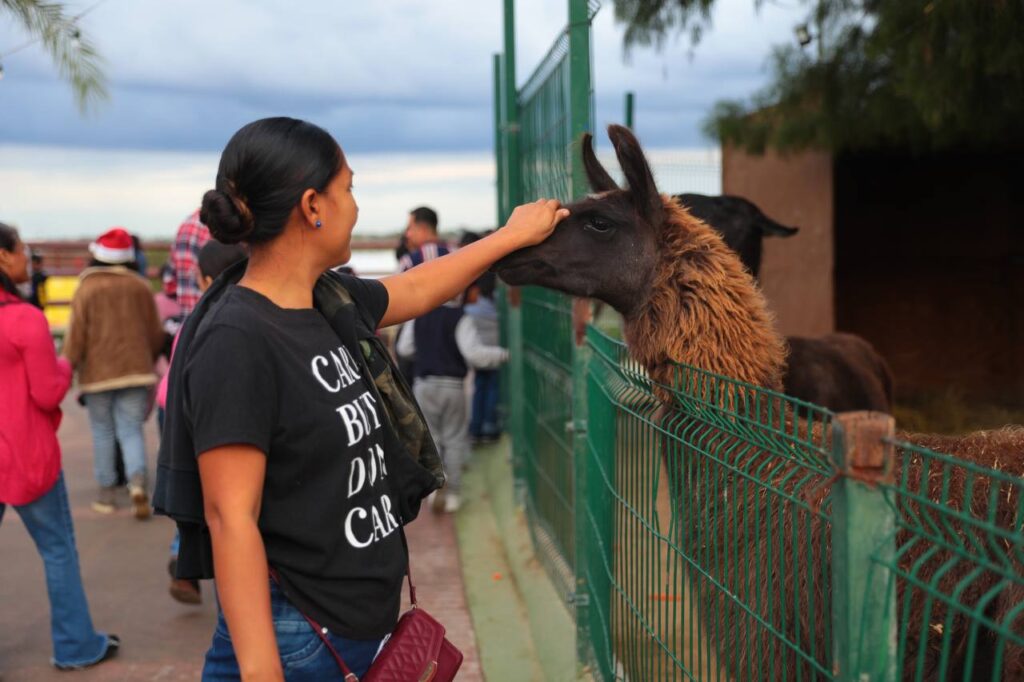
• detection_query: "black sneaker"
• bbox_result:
[54,634,120,671]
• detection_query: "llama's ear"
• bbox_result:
[607,125,663,225]
[581,132,618,193]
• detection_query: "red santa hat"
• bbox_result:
[89,227,135,264]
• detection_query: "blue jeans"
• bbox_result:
[84,386,150,487]
[0,474,112,667]
[469,370,501,439]
[202,580,384,681]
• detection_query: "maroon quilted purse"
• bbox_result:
[362,597,463,682]
[272,530,463,682]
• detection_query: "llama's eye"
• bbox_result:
[584,220,612,235]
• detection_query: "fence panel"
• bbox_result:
[872,436,1024,681]
[583,327,845,680]
[497,0,597,607]
[519,287,577,598]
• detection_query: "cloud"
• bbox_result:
[0,0,806,151]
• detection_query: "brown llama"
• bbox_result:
[495,125,1023,680]
[673,192,894,412]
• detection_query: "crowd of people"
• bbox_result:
[0,116,564,678]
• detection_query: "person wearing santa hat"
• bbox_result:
[63,227,164,519]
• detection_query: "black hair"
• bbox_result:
[458,230,481,248]
[410,206,438,231]
[395,233,410,261]
[197,241,248,280]
[201,117,345,245]
[473,271,497,299]
[0,222,22,297]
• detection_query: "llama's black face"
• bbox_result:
[496,191,659,314]
[495,126,663,318]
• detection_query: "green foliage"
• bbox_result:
[613,0,717,55]
[617,0,1024,153]
[1,0,107,112]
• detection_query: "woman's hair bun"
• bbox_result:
[200,182,255,244]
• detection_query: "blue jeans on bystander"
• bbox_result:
[202,579,384,681]
[0,473,113,667]
[469,369,501,440]
[84,386,150,487]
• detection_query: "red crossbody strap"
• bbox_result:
[268,567,358,681]
[266,526,417,680]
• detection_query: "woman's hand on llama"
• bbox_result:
[504,198,570,248]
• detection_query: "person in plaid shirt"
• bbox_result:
[170,209,211,315]
[163,209,210,604]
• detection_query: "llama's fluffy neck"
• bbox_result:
[622,198,787,391]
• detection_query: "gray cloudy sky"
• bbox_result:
[1,0,806,240]
[0,0,804,152]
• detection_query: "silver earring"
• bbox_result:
[315,220,322,228]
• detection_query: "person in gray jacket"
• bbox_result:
[396,279,507,513]
[463,272,503,444]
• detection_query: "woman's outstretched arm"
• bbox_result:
[379,199,568,328]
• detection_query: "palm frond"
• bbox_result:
[1,0,108,113]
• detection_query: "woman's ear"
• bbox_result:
[300,188,319,227]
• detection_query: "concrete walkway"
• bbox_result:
[0,396,481,681]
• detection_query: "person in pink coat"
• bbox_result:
[0,222,119,671]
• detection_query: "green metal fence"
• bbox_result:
[494,0,596,608]
[874,438,1024,680]
[493,3,1023,680]
[582,326,844,681]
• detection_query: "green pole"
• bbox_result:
[583,329,617,680]
[502,0,521,217]
[830,412,898,681]
[567,0,592,201]
[502,0,526,501]
[493,53,505,226]
[624,91,634,130]
[568,0,594,673]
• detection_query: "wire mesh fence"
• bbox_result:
[582,325,842,681]
[501,308,1024,681]
[520,287,577,599]
[873,436,1024,681]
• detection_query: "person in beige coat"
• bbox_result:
[64,227,164,518]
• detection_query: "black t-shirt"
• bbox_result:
[185,280,407,638]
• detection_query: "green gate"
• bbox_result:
[493,2,1024,679]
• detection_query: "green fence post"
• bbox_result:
[582,330,618,681]
[568,0,594,673]
[502,0,521,212]
[507,288,526,504]
[831,412,898,682]
[570,298,592,672]
[567,0,592,202]
[624,91,634,129]
[493,53,506,226]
